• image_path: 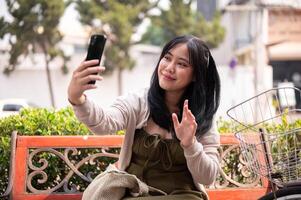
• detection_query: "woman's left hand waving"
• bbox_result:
[172,100,197,147]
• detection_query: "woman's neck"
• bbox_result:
[165,91,183,113]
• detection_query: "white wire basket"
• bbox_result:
[227,87,301,187]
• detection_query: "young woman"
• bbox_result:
[68,35,221,200]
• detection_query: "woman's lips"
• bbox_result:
[163,74,176,81]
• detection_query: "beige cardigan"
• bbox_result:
[72,88,220,196]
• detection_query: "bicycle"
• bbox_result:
[226,87,301,200]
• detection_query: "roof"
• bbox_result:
[259,0,301,8]
[227,0,301,8]
[268,41,301,60]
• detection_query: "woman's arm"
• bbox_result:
[71,88,149,135]
[183,123,220,185]
[172,100,220,185]
[72,96,130,135]
[67,60,141,135]
[68,60,104,106]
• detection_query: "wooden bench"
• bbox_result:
[2,131,270,200]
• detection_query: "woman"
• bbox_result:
[68,35,221,200]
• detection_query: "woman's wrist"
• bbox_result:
[68,94,86,106]
[181,136,196,148]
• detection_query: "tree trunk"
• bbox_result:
[117,67,123,96]
[44,55,56,108]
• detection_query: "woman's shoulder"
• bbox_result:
[112,87,149,113]
[129,87,149,99]
[117,87,149,103]
[113,87,149,127]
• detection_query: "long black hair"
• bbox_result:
[147,35,220,138]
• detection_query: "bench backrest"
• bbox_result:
[12,133,123,200]
[6,132,269,200]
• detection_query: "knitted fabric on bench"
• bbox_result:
[82,164,166,200]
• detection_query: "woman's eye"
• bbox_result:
[164,55,171,61]
[178,62,187,68]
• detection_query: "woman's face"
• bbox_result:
[158,43,194,94]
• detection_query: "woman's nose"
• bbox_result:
[165,61,175,73]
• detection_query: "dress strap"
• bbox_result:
[141,133,173,180]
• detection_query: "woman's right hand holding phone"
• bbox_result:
[67,59,105,105]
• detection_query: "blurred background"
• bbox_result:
[0,0,301,119]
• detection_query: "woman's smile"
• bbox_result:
[162,73,176,81]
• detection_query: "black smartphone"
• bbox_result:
[85,34,107,84]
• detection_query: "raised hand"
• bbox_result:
[172,99,197,147]
[67,59,105,105]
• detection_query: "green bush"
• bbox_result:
[0,107,91,137]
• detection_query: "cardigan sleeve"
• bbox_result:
[183,117,220,185]
[71,89,149,135]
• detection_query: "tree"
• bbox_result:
[141,0,225,48]
[75,0,159,95]
[0,0,70,108]
[140,24,165,46]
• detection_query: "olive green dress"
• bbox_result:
[123,129,206,200]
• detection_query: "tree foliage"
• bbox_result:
[0,0,69,107]
[141,0,225,48]
[140,24,165,46]
[75,0,159,95]
[0,0,68,73]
